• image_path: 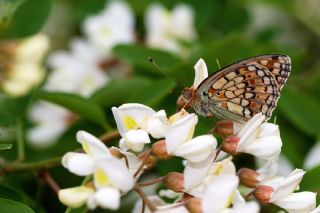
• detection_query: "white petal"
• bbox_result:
[259,123,280,137]
[133,196,166,213]
[274,192,316,213]
[184,154,213,191]
[310,205,320,213]
[193,58,208,88]
[119,138,129,151]
[227,201,260,213]
[58,186,94,208]
[166,113,198,154]
[125,129,150,152]
[271,169,306,202]
[304,142,320,170]
[242,135,282,160]
[174,135,217,163]
[202,175,239,213]
[62,152,95,176]
[111,104,156,136]
[94,187,121,210]
[147,110,168,138]
[94,158,134,193]
[76,130,110,157]
[232,190,245,207]
[237,113,265,151]
[257,158,278,182]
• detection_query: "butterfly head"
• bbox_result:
[176,87,195,112]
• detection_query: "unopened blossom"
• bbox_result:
[83,1,135,54]
[254,169,317,212]
[59,185,94,208]
[222,112,282,160]
[27,101,74,148]
[112,103,168,152]
[145,3,197,56]
[0,34,49,96]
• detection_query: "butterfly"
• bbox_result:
[177,54,291,124]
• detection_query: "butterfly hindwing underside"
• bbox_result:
[194,54,291,123]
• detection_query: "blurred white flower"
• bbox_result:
[224,112,282,160]
[83,1,135,54]
[1,34,49,97]
[304,141,320,170]
[27,101,74,148]
[112,103,168,152]
[45,39,109,97]
[145,3,197,56]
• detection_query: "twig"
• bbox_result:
[38,170,60,194]
[134,184,157,212]
[134,150,151,177]
[99,130,120,143]
[16,117,25,161]
[138,177,164,187]
[141,202,145,213]
[245,190,255,199]
[1,156,62,173]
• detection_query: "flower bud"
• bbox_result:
[215,120,234,137]
[254,185,274,204]
[186,197,202,213]
[163,172,184,192]
[109,147,123,159]
[221,136,240,155]
[151,140,171,160]
[237,168,260,188]
[138,151,157,170]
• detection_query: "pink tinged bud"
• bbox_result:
[254,185,274,204]
[215,120,234,137]
[163,172,185,192]
[221,136,240,155]
[237,168,260,188]
[186,197,202,213]
[151,140,171,160]
[138,151,157,170]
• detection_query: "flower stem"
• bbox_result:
[16,117,25,161]
[134,184,157,212]
[1,156,62,173]
[38,170,60,194]
[99,130,120,143]
[134,150,151,178]
[138,177,164,187]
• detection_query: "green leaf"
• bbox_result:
[5,0,52,38]
[65,205,87,213]
[90,77,151,107]
[113,44,182,76]
[300,166,320,191]
[128,79,176,107]
[0,0,24,35]
[0,143,12,150]
[36,91,107,126]
[278,87,320,136]
[0,198,34,213]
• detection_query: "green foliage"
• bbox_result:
[0,198,34,213]
[0,143,12,150]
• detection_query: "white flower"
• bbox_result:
[58,186,94,208]
[145,3,197,56]
[202,174,239,213]
[235,113,282,160]
[193,58,208,88]
[112,103,168,152]
[45,39,109,97]
[184,156,236,197]
[304,141,320,170]
[27,101,72,148]
[62,130,111,176]
[133,196,166,213]
[83,1,135,54]
[1,34,49,97]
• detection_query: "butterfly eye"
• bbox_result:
[202,91,207,96]
[182,89,192,99]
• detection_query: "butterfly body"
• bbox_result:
[178,54,291,124]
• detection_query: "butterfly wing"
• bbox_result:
[194,61,283,123]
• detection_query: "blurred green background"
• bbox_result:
[0,0,320,212]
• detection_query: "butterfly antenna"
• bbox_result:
[273,116,277,124]
[148,57,178,84]
[216,58,221,69]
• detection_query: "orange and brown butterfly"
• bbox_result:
[177,54,291,124]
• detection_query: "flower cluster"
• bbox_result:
[27,1,198,148]
[58,58,320,213]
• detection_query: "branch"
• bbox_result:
[134,184,157,212]
[99,130,120,143]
